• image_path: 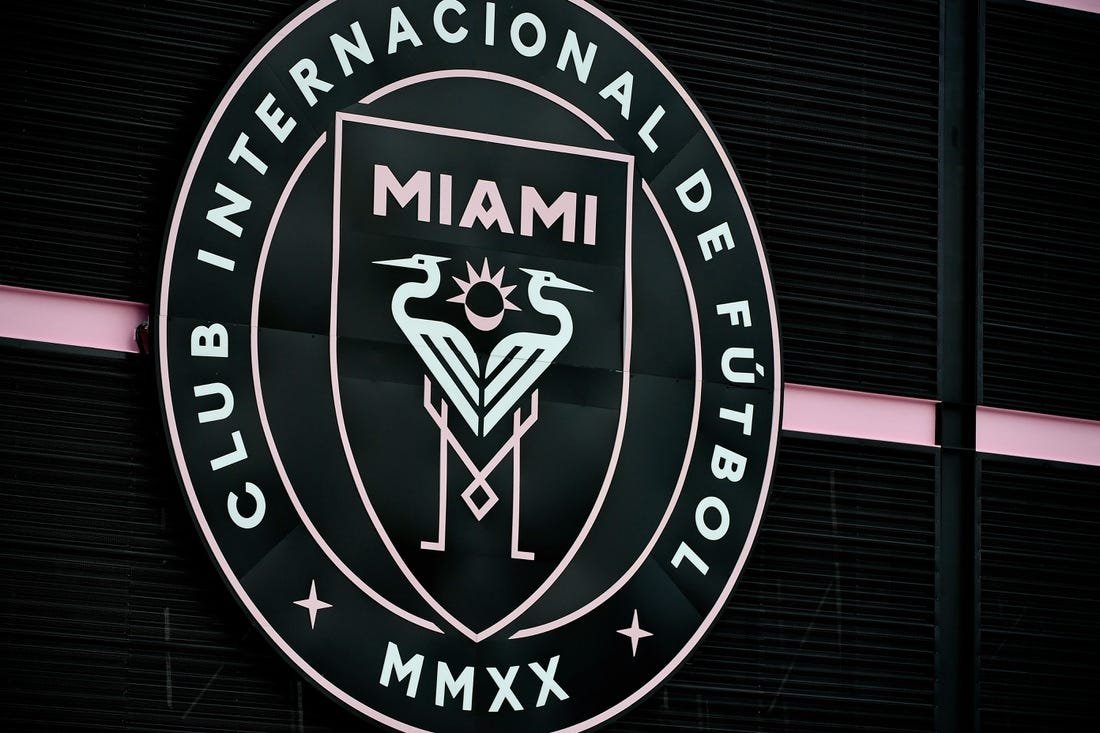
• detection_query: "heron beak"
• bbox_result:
[554,277,592,293]
[373,257,418,268]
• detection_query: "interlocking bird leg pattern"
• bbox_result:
[421,377,540,560]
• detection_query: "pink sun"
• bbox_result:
[448,259,521,332]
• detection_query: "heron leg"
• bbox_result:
[421,377,447,552]
[510,391,539,561]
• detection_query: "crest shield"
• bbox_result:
[330,110,634,640]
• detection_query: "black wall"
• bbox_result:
[1,1,1097,731]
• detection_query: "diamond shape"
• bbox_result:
[461,483,498,521]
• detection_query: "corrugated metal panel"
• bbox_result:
[978,459,1100,731]
[0,342,144,729]
[0,342,350,732]
[982,2,1100,420]
[0,0,299,304]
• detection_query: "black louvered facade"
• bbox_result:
[978,459,1100,731]
[976,5,1100,730]
[2,1,1098,732]
[982,2,1100,421]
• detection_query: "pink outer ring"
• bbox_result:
[156,2,783,731]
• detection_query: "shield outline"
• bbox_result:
[329,104,635,642]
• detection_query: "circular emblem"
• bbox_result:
[156,1,781,730]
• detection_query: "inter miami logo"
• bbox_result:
[156,1,781,731]
[332,114,634,640]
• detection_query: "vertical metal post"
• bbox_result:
[937,0,984,730]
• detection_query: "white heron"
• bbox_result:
[373,255,591,437]
[482,267,590,434]
[373,254,482,435]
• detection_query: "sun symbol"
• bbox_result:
[448,259,521,332]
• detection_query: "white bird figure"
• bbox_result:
[374,256,591,437]
[374,254,483,434]
[482,268,591,434]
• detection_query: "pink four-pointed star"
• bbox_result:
[617,609,653,657]
[294,580,332,630]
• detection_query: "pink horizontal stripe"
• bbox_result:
[1028,0,1100,13]
[7,287,1100,466]
[976,406,1100,467]
[0,284,147,354]
[782,384,939,447]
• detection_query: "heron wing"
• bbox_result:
[483,329,572,435]
[484,334,531,404]
[404,321,482,434]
